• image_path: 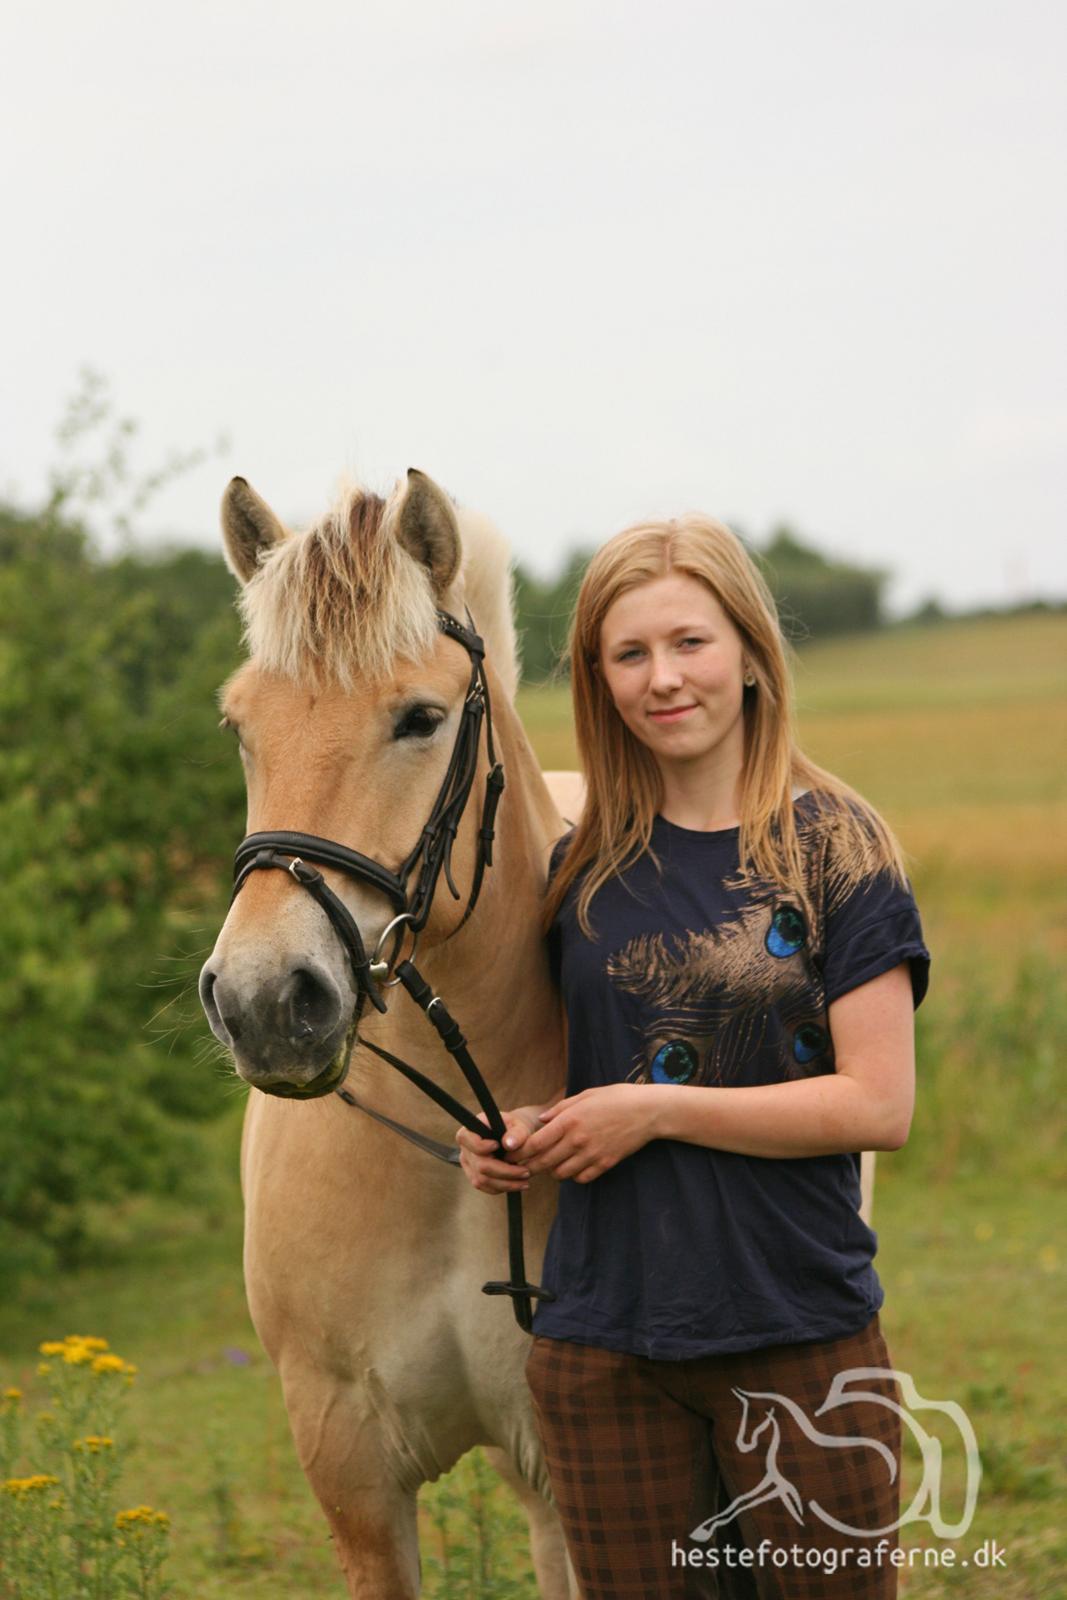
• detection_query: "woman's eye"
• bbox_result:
[394,706,445,740]
[616,639,703,661]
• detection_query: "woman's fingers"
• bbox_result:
[455,1126,501,1154]
[521,1115,573,1173]
[458,1152,531,1193]
[456,1114,533,1162]
[455,1115,531,1193]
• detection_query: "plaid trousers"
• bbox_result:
[525,1314,902,1600]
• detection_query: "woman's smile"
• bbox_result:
[648,704,697,723]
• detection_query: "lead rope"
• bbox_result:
[393,961,552,1332]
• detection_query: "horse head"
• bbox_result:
[199,468,516,1098]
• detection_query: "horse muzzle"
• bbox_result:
[199,959,356,1096]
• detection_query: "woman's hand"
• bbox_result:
[521,1084,655,1183]
[455,1105,546,1195]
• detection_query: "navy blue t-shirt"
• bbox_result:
[531,790,930,1359]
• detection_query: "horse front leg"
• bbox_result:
[281,1367,422,1600]
[483,1445,579,1599]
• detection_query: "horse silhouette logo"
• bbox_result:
[690,1368,981,1543]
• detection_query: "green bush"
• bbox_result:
[0,499,244,1282]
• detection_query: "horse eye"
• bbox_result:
[394,705,445,740]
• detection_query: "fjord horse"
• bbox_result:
[199,471,575,1598]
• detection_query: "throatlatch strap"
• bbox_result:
[335,1084,461,1165]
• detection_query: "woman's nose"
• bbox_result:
[648,650,684,692]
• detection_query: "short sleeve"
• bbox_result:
[821,867,931,1010]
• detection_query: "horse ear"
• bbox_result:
[221,477,287,584]
[394,468,461,597]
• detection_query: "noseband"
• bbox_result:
[228,607,553,1332]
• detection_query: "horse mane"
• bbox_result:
[238,478,520,701]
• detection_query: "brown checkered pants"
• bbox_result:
[525,1314,902,1599]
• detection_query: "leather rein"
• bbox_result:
[229,607,554,1332]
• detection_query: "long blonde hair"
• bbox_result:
[541,514,909,938]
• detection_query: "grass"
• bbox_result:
[2,1158,1062,1597]
[4,610,1066,1596]
[0,1122,537,1598]
[874,1167,1067,1598]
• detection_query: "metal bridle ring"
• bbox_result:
[369,912,418,987]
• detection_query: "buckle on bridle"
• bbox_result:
[286,855,324,888]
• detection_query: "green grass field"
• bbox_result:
[4,611,1065,1597]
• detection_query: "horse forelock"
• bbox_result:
[237,483,438,688]
[236,479,520,698]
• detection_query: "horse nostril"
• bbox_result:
[281,967,341,1045]
[199,965,242,1046]
[199,966,220,1028]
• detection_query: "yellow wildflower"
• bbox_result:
[62,1344,94,1366]
[91,1353,127,1376]
[73,1435,114,1454]
[63,1335,108,1351]
[2,1387,21,1403]
[116,1504,169,1529]
[3,1474,60,1497]
[38,1341,67,1356]
[37,1362,52,1377]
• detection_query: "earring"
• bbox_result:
[743,670,756,687]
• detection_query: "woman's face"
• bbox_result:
[597,572,748,771]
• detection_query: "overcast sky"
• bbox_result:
[4,0,1064,613]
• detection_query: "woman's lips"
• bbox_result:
[648,704,696,722]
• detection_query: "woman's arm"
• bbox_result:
[522,963,916,1183]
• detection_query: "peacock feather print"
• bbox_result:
[605,800,883,1087]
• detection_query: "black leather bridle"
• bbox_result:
[229,607,554,1332]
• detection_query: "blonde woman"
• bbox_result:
[457,515,929,1599]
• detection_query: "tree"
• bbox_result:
[757,525,888,640]
[0,386,241,1282]
[512,549,593,682]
